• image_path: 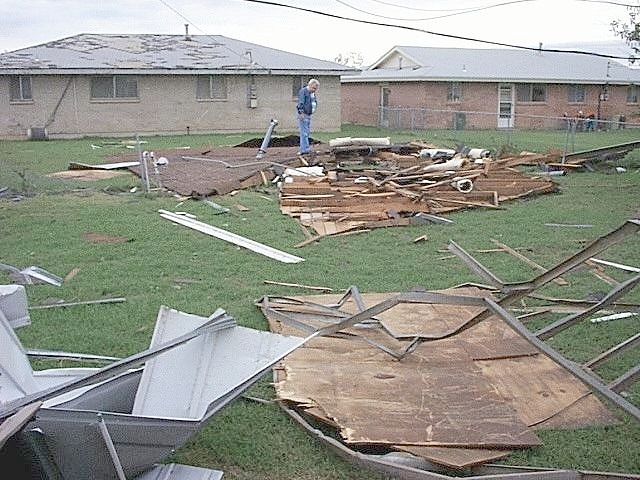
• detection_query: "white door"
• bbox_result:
[498,84,514,128]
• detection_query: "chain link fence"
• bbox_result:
[377,106,638,156]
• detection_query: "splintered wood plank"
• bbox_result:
[310,220,362,236]
[396,445,512,469]
[491,238,569,286]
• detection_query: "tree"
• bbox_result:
[611,3,640,63]
[334,52,364,68]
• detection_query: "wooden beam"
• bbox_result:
[491,239,568,286]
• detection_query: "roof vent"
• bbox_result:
[184,24,191,41]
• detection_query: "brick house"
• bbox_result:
[0,33,353,139]
[341,46,640,130]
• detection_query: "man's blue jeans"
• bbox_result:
[298,115,311,154]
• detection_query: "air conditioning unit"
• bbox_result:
[27,127,48,140]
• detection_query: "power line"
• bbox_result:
[335,0,537,22]
[156,0,271,70]
[367,0,639,10]
[240,0,637,60]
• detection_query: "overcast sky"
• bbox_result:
[0,0,636,65]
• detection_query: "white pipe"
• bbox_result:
[589,258,640,273]
[452,178,473,193]
[590,312,638,323]
[422,157,465,172]
[467,148,490,159]
[329,137,390,147]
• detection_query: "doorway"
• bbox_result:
[498,84,514,128]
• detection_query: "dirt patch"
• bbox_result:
[83,232,129,244]
[49,170,131,181]
[234,135,319,148]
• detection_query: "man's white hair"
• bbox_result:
[308,78,319,87]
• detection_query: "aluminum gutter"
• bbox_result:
[1,68,350,76]
[159,209,304,264]
[340,74,636,85]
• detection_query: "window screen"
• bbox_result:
[292,76,305,98]
[447,82,461,102]
[567,85,585,103]
[196,76,227,99]
[9,76,32,101]
[516,83,546,102]
[91,76,138,99]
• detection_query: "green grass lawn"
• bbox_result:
[1,126,639,478]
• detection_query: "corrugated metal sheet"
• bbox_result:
[134,463,224,480]
[0,285,30,329]
[132,305,305,419]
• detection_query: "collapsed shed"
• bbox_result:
[256,219,640,478]
[0,304,307,479]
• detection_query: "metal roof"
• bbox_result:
[342,46,640,84]
[0,33,354,75]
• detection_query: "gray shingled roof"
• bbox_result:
[0,33,353,75]
[342,46,640,84]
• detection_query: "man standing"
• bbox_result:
[296,78,319,155]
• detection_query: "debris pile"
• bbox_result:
[279,140,558,238]
[0,300,307,479]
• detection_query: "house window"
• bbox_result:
[292,76,307,98]
[90,76,138,99]
[196,75,228,100]
[516,83,546,102]
[627,84,638,103]
[447,82,462,102]
[567,85,585,103]
[9,75,32,101]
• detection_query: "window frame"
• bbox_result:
[9,75,33,102]
[292,76,306,99]
[90,75,139,101]
[627,84,638,104]
[516,83,547,103]
[567,84,586,103]
[196,75,228,101]
[447,81,462,102]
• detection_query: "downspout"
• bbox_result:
[44,75,74,129]
[72,77,80,135]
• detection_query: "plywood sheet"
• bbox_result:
[396,445,511,469]
[476,356,618,428]
[261,287,618,468]
[275,339,540,448]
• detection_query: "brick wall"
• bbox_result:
[342,81,640,129]
[0,74,342,139]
